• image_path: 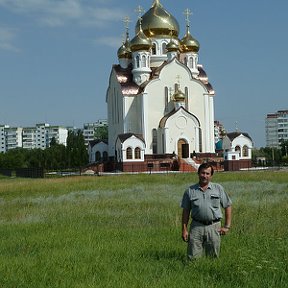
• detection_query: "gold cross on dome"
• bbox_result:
[183,8,192,26]
[135,5,145,19]
[123,16,131,30]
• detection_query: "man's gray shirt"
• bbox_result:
[181,182,232,222]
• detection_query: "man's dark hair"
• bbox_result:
[198,162,214,175]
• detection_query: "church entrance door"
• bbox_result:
[177,139,189,158]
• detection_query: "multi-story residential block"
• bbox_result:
[0,125,8,153]
[35,123,69,149]
[47,126,68,147]
[22,127,36,149]
[35,123,50,149]
[5,127,23,150]
[83,119,108,147]
[266,110,288,148]
[1,120,108,153]
[0,123,69,152]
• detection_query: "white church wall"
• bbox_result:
[124,96,142,134]
[107,72,124,157]
[143,61,193,154]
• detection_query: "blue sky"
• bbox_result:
[0,0,287,148]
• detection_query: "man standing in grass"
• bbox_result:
[181,162,232,259]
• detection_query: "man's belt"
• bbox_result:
[193,218,221,225]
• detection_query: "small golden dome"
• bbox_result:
[180,26,200,53]
[130,26,152,52]
[117,41,132,59]
[166,39,179,52]
[135,0,180,38]
[173,89,185,102]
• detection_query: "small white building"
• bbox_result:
[88,139,108,163]
[222,132,253,170]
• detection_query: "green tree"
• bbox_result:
[0,148,27,168]
[280,139,288,157]
[66,130,88,168]
[94,125,108,140]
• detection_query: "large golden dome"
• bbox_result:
[135,0,180,38]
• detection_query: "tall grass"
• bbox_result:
[0,171,287,287]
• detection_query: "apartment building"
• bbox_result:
[0,125,8,153]
[266,110,288,148]
[0,123,69,152]
[47,126,68,147]
[5,127,23,150]
[83,119,108,147]
[22,127,36,149]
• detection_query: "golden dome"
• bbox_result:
[135,0,180,38]
[166,39,179,52]
[130,25,152,52]
[117,42,132,59]
[173,89,185,102]
[180,26,200,53]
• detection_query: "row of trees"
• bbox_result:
[252,140,288,166]
[0,130,88,170]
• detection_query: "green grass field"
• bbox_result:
[0,171,287,288]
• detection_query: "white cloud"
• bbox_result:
[0,0,126,28]
[0,26,20,52]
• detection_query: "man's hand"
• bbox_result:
[218,227,230,236]
[182,229,189,242]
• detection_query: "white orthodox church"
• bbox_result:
[104,0,216,171]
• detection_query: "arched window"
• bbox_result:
[242,145,249,157]
[184,57,188,66]
[141,55,146,67]
[152,129,157,154]
[95,151,101,161]
[164,86,169,112]
[162,42,167,54]
[235,145,241,157]
[135,147,141,159]
[189,57,193,68]
[152,43,157,55]
[136,55,140,67]
[126,147,133,159]
[103,151,108,161]
[184,87,188,109]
